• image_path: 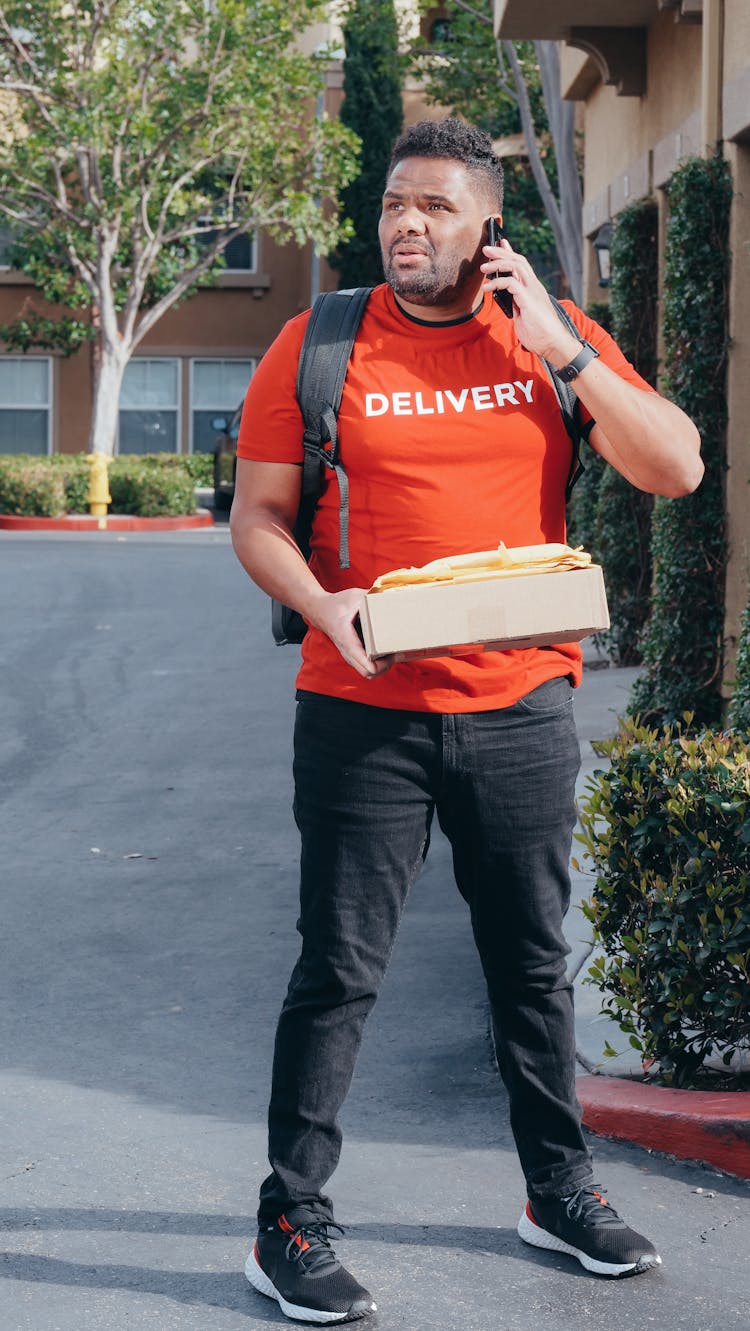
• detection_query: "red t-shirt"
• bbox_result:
[237,284,652,712]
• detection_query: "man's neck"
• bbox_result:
[392,282,486,324]
[393,291,486,327]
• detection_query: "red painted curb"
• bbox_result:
[578,1075,750,1178]
[0,511,213,532]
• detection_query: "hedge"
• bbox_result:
[0,453,199,518]
[630,156,732,725]
[728,597,750,733]
[567,202,657,664]
[576,715,750,1087]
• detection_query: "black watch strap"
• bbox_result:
[554,339,600,383]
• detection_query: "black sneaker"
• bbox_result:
[518,1186,662,1277]
[245,1213,377,1324]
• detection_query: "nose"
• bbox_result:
[395,205,426,235]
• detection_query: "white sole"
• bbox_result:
[245,1245,375,1324]
[517,1206,662,1278]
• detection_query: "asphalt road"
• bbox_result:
[0,528,748,1331]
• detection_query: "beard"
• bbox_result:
[382,245,477,307]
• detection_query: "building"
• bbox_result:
[495,0,750,674]
[0,5,444,464]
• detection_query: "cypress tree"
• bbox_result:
[332,0,403,288]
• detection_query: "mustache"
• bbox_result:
[389,240,434,259]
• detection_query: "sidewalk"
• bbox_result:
[568,651,750,1179]
[1,532,748,1331]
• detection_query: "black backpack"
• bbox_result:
[272,286,591,645]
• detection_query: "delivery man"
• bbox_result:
[230,117,703,1324]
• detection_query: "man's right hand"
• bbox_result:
[309,587,391,679]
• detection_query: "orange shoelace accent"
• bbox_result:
[278,1214,311,1251]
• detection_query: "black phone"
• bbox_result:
[486,216,514,318]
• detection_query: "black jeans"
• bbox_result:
[258,677,593,1225]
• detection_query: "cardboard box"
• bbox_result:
[360,564,609,661]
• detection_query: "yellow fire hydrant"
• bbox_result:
[86,452,112,518]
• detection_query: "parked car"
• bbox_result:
[211,402,243,511]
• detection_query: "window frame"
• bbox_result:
[117,356,182,455]
[188,356,255,454]
[0,354,52,454]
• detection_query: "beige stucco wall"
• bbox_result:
[582,10,702,233]
[724,0,750,83]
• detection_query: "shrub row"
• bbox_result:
[0,453,200,518]
[577,715,750,1086]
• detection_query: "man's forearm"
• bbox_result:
[230,504,384,678]
[230,507,330,626]
[569,358,703,497]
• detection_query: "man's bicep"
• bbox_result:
[233,457,302,529]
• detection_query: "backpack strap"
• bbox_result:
[294,285,373,569]
[541,296,595,501]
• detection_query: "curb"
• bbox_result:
[578,1075,750,1178]
[0,511,214,532]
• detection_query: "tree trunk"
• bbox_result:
[501,40,583,305]
[88,342,129,456]
[534,41,583,305]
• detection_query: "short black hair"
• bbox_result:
[387,117,504,210]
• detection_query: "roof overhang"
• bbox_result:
[494,1,658,40]
[494,1,701,96]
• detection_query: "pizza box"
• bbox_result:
[359,563,609,662]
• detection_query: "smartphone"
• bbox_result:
[486,216,514,318]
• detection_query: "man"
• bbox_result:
[230,118,702,1324]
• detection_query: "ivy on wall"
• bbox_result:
[630,155,732,726]
[567,200,658,664]
[728,599,750,732]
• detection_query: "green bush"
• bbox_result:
[593,467,653,666]
[728,597,750,733]
[596,199,658,665]
[0,453,198,516]
[181,452,213,487]
[567,207,657,664]
[0,456,67,516]
[577,715,750,1086]
[49,453,90,512]
[109,456,196,516]
[631,156,731,725]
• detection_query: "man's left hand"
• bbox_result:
[481,238,581,369]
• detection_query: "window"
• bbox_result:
[198,224,257,273]
[0,225,14,270]
[118,358,180,453]
[0,356,51,454]
[429,17,452,43]
[224,230,257,272]
[190,358,254,453]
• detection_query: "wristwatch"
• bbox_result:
[554,340,600,383]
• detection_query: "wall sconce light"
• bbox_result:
[593,222,613,288]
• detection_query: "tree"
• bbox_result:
[413,1,582,303]
[0,0,360,454]
[331,0,403,288]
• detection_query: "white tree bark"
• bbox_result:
[88,341,129,456]
[534,40,583,305]
[502,39,583,305]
